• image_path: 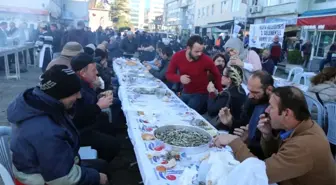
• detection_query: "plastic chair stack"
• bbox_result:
[304,94,325,127]
[325,102,336,146]
[0,126,14,184]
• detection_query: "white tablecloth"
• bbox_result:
[113,58,225,185]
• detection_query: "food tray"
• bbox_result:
[154,125,212,155]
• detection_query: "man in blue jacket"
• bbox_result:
[7,65,108,185]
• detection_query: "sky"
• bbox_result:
[145,0,150,9]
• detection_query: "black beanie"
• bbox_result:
[40,65,81,100]
[71,52,94,72]
[84,47,94,56]
[95,48,106,59]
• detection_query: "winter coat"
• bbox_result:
[307,81,336,104]
[7,87,100,185]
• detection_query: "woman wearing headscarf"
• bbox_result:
[205,65,247,127]
[229,47,262,83]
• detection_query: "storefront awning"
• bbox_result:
[297,8,336,26]
[203,20,233,29]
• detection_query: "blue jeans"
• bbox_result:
[180,93,208,114]
[319,58,336,71]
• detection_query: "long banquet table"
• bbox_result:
[113,58,232,185]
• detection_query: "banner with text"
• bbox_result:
[249,22,286,49]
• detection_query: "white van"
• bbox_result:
[158,32,176,45]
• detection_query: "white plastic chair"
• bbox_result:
[302,72,316,86]
[286,67,304,82]
[292,73,304,84]
[272,66,278,76]
[325,102,336,145]
[0,126,13,179]
[304,94,324,127]
[0,163,14,185]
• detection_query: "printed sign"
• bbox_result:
[249,22,286,49]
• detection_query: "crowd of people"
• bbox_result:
[2,20,336,185]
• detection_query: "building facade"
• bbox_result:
[129,0,146,29]
[163,0,195,34]
[63,0,90,24]
[297,0,336,59]
[193,0,247,36]
[145,0,164,30]
[0,0,63,26]
[247,0,336,59]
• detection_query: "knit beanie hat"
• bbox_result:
[71,52,95,72]
[95,48,106,59]
[39,65,81,100]
[84,44,96,57]
[84,47,95,56]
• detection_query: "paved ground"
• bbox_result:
[0,67,40,126]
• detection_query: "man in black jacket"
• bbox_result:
[218,70,274,159]
[71,53,120,163]
[63,21,88,47]
[120,31,138,58]
[50,23,63,58]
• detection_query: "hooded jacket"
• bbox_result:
[307,81,336,104]
[7,87,100,185]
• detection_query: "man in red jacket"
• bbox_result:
[166,35,222,113]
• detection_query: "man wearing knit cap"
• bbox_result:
[7,65,109,185]
[84,43,96,56]
[71,52,120,163]
[46,41,83,70]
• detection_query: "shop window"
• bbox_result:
[316,32,335,57]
